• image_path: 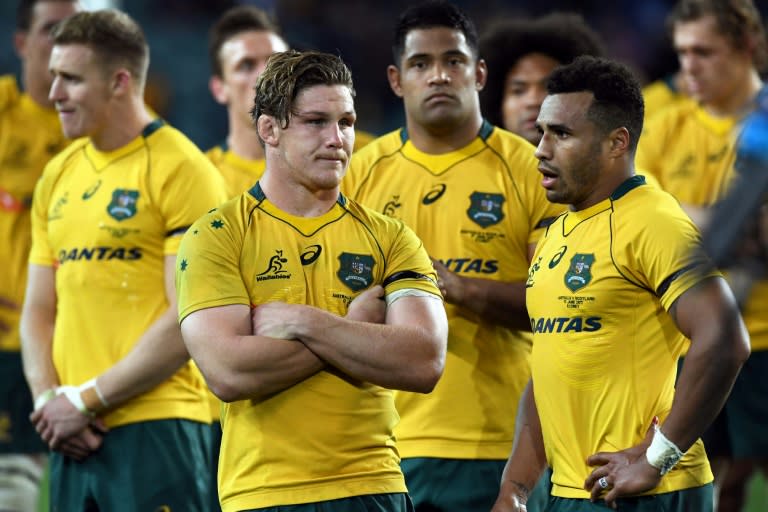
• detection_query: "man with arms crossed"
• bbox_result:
[177,50,448,512]
[21,10,227,510]
[492,56,749,512]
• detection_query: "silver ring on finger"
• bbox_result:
[598,476,610,489]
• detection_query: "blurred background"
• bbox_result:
[5,0,756,151]
[2,1,768,511]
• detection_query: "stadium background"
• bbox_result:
[0,0,766,510]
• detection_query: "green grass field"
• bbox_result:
[36,467,768,511]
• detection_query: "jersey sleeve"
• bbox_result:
[616,191,718,311]
[636,111,672,183]
[176,201,250,322]
[381,220,441,298]
[0,75,19,112]
[28,164,58,267]
[155,154,228,255]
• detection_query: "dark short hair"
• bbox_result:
[52,9,149,85]
[392,0,479,65]
[547,56,645,151]
[16,0,77,30]
[208,5,283,78]
[668,0,767,73]
[480,12,605,128]
[251,50,355,132]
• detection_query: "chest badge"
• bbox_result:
[467,192,505,228]
[564,253,595,292]
[337,253,375,291]
[107,189,139,221]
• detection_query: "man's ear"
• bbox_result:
[608,127,630,157]
[13,31,27,58]
[257,115,279,147]
[111,69,132,96]
[387,65,403,98]
[209,75,228,105]
[475,58,488,91]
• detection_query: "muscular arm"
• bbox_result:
[180,304,324,403]
[433,243,536,332]
[493,381,547,511]
[20,264,59,399]
[94,255,193,406]
[665,276,750,450]
[181,285,391,402]
[585,276,750,504]
[260,293,448,393]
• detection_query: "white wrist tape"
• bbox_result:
[59,385,93,417]
[80,378,109,408]
[33,388,57,411]
[646,426,684,475]
[93,379,109,408]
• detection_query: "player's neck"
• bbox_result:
[227,121,265,161]
[259,169,339,218]
[705,71,763,119]
[406,111,483,154]
[90,98,154,152]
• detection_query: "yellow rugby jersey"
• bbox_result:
[205,143,266,198]
[642,76,691,122]
[345,121,563,460]
[29,120,227,428]
[637,103,768,350]
[0,75,67,351]
[203,143,267,421]
[636,101,738,205]
[176,182,440,510]
[526,176,714,498]
[354,129,377,150]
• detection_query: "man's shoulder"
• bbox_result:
[146,122,205,155]
[186,194,245,237]
[0,75,20,112]
[612,181,691,231]
[644,99,701,132]
[42,138,88,174]
[344,196,403,229]
[204,143,225,163]
[351,129,404,164]
[481,126,540,174]
[144,122,220,175]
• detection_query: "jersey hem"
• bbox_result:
[397,439,513,460]
[221,477,407,511]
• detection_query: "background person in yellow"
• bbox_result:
[636,0,764,226]
[176,49,448,512]
[19,9,227,511]
[0,1,79,509]
[206,5,289,198]
[635,2,767,510]
[206,6,376,199]
[344,2,562,510]
[492,55,749,512]
[642,70,691,122]
[479,12,604,147]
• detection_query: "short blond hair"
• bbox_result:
[53,9,149,86]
